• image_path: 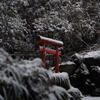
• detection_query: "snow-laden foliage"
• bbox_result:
[0,0,33,55]
[0,0,100,61]
[0,48,73,100]
[68,86,83,100]
[32,0,100,53]
[51,72,71,90]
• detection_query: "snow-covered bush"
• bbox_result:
[51,72,71,90]
[0,48,73,100]
[0,0,33,55]
[0,0,100,60]
[32,0,100,54]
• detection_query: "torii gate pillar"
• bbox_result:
[37,35,63,73]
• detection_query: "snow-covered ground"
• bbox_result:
[82,97,100,100]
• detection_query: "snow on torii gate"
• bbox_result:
[37,35,63,73]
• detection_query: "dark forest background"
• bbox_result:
[0,0,100,61]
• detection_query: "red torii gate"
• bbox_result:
[37,35,63,73]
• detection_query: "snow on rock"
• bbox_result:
[60,61,75,65]
[70,50,100,67]
[83,50,100,67]
[70,51,100,96]
[84,51,100,59]
[71,53,83,66]
[82,97,100,100]
[89,65,100,86]
[59,61,77,75]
